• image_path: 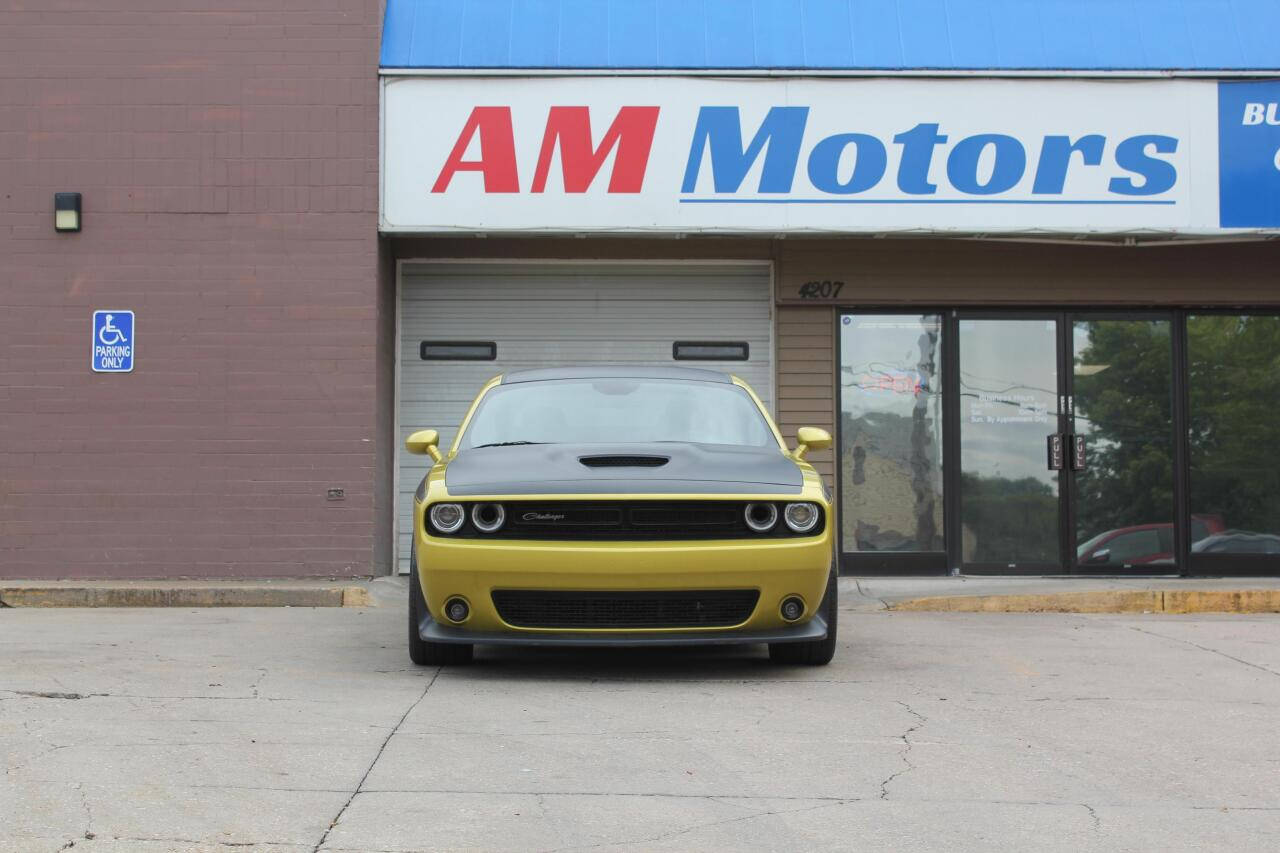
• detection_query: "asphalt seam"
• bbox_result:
[1127,625,1280,679]
[311,667,442,853]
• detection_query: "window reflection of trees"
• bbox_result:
[1071,320,1175,545]
[1186,315,1280,542]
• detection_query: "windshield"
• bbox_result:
[462,378,778,449]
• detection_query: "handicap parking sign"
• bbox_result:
[92,310,134,373]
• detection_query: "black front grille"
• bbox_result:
[445,500,823,540]
[491,589,760,629]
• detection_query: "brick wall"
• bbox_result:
[1,1,385,578]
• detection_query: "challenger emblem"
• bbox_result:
[523,512,567,522]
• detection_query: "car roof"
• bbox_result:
[500,365,734,385]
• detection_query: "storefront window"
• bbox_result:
[1071,319,1176,568]
[839,315,944,554]
[1187,315,1280,556]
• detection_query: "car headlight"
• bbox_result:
[471,502,505,533]
[428,503,465,534]
[783,502,820,533]
[744,502,778,533]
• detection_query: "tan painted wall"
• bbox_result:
[774,305,836,490]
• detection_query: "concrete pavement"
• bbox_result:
[2,578,1279,852]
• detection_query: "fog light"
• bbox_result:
[744,502,778,532]
[429,503,465,534]
[471,502,505,533]
[444,597,470,623]
[783,502,820,533]
[780,596,805,622]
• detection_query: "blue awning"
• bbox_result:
[381,0,1280,71]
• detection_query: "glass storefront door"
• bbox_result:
[957,318,1064,571]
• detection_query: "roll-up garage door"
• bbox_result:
[396,261,774,572]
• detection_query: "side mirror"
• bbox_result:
[1087,548,1111,565]
[405,429,443,462]
[793,426,833,460]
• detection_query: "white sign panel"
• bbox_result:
[381,76,1270,235]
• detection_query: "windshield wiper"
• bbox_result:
[473,441,546,449]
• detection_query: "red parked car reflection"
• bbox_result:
[1077,516,1227,567]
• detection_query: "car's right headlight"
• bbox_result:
[428,503,465,534]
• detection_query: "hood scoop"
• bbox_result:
[578,454,670,468]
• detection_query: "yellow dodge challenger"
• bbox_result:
[403,366,837,666]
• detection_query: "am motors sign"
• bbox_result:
[380,76,1275,236]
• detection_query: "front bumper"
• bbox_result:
[418,607,829,647]
[414,530,833,637]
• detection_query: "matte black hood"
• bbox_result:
[444,442,804,496]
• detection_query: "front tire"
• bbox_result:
[408,548,473,666]
[768,567,838,666]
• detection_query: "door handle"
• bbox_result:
[1049,434,1088,471]
[1069,434,1087,471]
[1046,434,1065,470]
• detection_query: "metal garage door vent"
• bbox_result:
[578,455,670,468]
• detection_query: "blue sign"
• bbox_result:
[91,310,134,373]
[1218,81,1280,228]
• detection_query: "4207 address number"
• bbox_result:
[797,280,845,299]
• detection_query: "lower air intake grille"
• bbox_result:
[491,589,760,629]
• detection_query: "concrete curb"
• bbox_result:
[0,585,373,608]
[888,589,1280,614]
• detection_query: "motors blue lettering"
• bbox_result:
[681,107,1179,198]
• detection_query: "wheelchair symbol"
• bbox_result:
[98,314,128,345]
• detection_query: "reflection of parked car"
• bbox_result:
[1077,516,1226,566]
[1191,531,1280,555]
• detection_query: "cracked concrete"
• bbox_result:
[3,584,1279,851]
[879,700,926,799]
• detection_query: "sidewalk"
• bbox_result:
[3,575,1280,613]
[0,578,376,608]
[842,576,1280,613]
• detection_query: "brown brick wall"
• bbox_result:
[1,1,385,578]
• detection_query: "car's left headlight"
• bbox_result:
[783,502,821,533]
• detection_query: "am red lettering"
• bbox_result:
[531,106,660,193]
[431,107,519,193]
